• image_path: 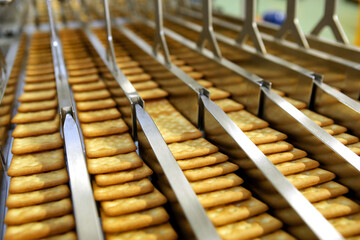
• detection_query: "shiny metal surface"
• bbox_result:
[274,0,309,48]
[201,94,343,240]
[136,104,220,240]
[0,49,6,104]
[153,0,171,65]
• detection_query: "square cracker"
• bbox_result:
[4,198,72,225]
[95,163,153,186]
[257,141,293,155]
[93,178,154,201]
[101,207,169,233]
[348,142,360,155]
[18,99,58,112]
[132,81,158,91]
[208,87,231,101]
[138,88,168,100]
[190,173,243,194]
[81,118,128,138]
[84,133,136,158]
[275,158,319,176]
[77,108,121,123]
[0,105,11,115]
[266,148,307,164]
[313,196,360,219]
[322,124,347,135]
[334,133,359,145]
[106,223,177,240]
[18,89,56,102]
[6,185,70,208]
[286,168,335,190]
[23,81,56,92]
[87,152,143,174]
[11,109,57,124]
[184,161,238,181]
[25,74,55,83]
[214,99,244,113]
[73,89,111,102]
[12,115,60,138]
[36,231,77,240]
[300,181,349,203]
[300,109,334,127]
[244,127,287,145]
[284,97,307,109]
[12,132,63,155]
[68,74,98,84]
[101,188,167,216]
[227,110,269,131]
[0,114,11,126]
[150,111,202,143]
[127,73,152,83]
[9,168,69,194]
[8,149,65,177]
[72,81,106,92]
[168,138,219,160]
[145,99,177,115]
[76,98,116,111]
[177,152,229,170]
[4,214,75,240]
[329,212,360,237]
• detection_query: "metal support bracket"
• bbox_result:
[153,0,171,66]
[0,49,7,105]
[274,0,309,48]
[236,0,266,54]
[196,0,222,59]
[310,0,349,44]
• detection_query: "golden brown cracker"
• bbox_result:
[11,109,57,124]
[81,118,128,138]
[138,88,168,100]
[245,127,287,145]
[0,114,11,126]
[208,87,231,100]
[76,98,116,111]
[77,108,121,123]
[334,133,359,145]
[2,94,14,105]
[283,97,307,109]
[127,73,152,83]
[68,74,99,84]
[257,141,293,155]
[18,89,56,102]
[25,73,55,83]
[73,89,111,102]
[18,99,58,112]
[177,152,229,170]
[286,168,335,189]
[266,148,307,164]
[313,196,360,219]
[329,213,360,237]
[0,105,11,115]
[68,68,98,77]
[12,132,63,155]
[184,161,238,181]
[168,138,219,160]
[227,110,269,131]
[12,115,60,138]
[214,98,244,113]
[348,142,360,155]
[72,81,106,92]
[300,181,349,203]
[190,173,243,194]
[300,109,334,127]
[323,124,347,135]
[23,82,56,92]
[39,231,77,240]
[275,158,320,176]
[132,80,159,91]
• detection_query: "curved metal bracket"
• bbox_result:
[274,0,309,48]
[236,0,266,54]
[153,0,171,66]
[310,0,348,44]
[196,0,222,59]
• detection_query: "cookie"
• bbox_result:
[177,152,229,170]
[257,141,293,155]
[9,168,69,194]
[300,181,349,203]
[300,109,334,127]
[11,109,57,124]
[168,138,219,160]
[12,115,60,138]
[8,149,65,177]
[73,89,111,102]
[81,118,128,138]
[275,158,320,176]
[227,110,269,131]
[95,163,153,186]
[76,98,116,111]
[101,207,169,233]
[101,188,167,216]
[138,88,168,100]
[266,148,307,164]
[184,161,238,181]
[197,186,251,208]
[84,133,136,158]
[132,81,159,91]
[18,99,58,112]
[283,97,307,109]
[244,127,287,145]
[313,196,360,219]
[214,99,244,113]
[5,198,72,225]
[329,213,360,237]
[334,133,359,145]
[4,214,75,240]
[12,132,63,155]
[25,74,55,83]
[93,178,154,201]
[206,197,268,227]
[71,81,106,92]
[322,124,347,136]
[286,168,335,189]
[18,89,56,102]
[23,81,56,92]
[127,73,152,83]
[68,74,99,84]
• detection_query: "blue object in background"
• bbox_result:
[263,11,286,25]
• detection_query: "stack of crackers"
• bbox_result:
[59,29,177,240]
[93,28,295,239]
[118,23,360,239]
[5,32,76,240]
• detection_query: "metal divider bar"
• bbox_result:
[47,1,104,239]
[153,0,171,66]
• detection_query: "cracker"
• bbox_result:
[8,149,65,177]
[245,127,287,145]
[18,99,58,112]
[77,108,121,123]
[24,82,56,92]
[177,152,229,170]
[150,71,175,80]
[5,85,15,95]
[227,110,269,131]
[67,62,96,72]
[323,124,347,135]
[271,89,285,97]
[127,74,152,83]
[190,173,243,194]
[286,168,335,189]
[93,178,154,201]
[101,188,167,216]
[68,74,98,84]
[87,152,143,174]
[300,181,349,203]
[76,98,116,111]
[300,109,334,127]
[283,97,307,109]
[106,223,177,240]
[132,80,159,91]
[68,68,98,77]
[149,111,202,143]
[0,114,11,126]
[84,133,136,158]
[25,74,55,83]
[207,87,230,101]
[1,94,14,104]
[18,89,56,102]
[329,213,360,237]
[73,89,111,102]
[138,88,168,100]
[214,99,244,113]
[101,207,169,233]
[348,142,360,155]
[184,161,238,181]
[275,158,320,176]
[12,115,60,138]
[9,168,69,194]
[198,186,251,208]
[334,133,359,145]
[206,197,268,227]
[4,214,75,240]
[39,231,77,240]
[216,213,283,240]
[168,138,219,160]
[11,109,57,124]
[313,196,360,219]
[197,79,213,88]
[72,81,106,92]
[0,105,11,115]
[145,99,177,114]
[255,230,296,240]
[118,61,140,69]
[5,198,72,225]
[81,118,128,138]
[257,141,293,155]
[116,56,132,63]
[122,68,145,76]
[26,68,54,77]
[266,148,307,164]
[95,163,152,186]
[12,132,63,155]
